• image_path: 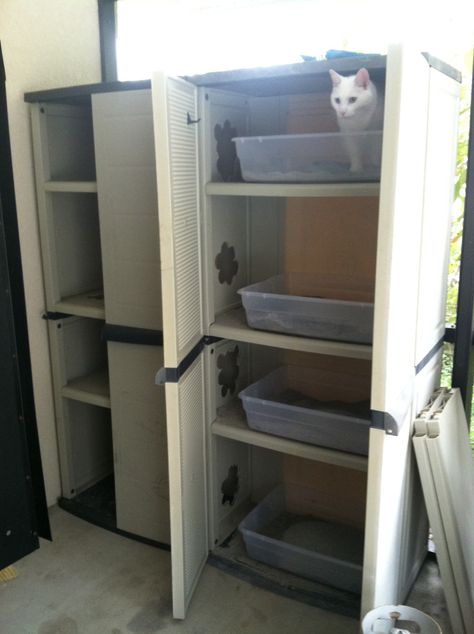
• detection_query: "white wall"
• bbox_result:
[0,1,101,505]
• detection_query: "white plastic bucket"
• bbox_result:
[361,604,442,633]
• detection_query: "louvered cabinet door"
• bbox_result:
[152,73,207,619]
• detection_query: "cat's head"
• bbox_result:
[329,68,375,120]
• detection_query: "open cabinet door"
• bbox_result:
[152,73,207,619]
[362,45,456,615]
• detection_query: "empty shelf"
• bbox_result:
[209,307,372,360]
[54,290,105,319]
[205,182,380,198]
[62,368,110,408]
[212,402,368,472]
[44,180,98,193]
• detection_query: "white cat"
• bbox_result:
[329,68,383,172]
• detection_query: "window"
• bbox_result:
[114,0,473,80]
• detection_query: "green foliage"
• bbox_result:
[442,50,474,445]
[445,51,473,327]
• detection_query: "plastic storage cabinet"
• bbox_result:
[27,86,169,545]
[153,46,461,620]
[26,45,462,623]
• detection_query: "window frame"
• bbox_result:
[98,0,118,82]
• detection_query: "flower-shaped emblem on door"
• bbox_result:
[217,345,240,397]
[221,464,239,506]
[215,242,238,285]
[214,119,242,182]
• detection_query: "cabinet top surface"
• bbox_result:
[24,52,460,104]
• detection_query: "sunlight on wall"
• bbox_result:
[116,0,474,79]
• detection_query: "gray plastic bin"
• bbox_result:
[238,273,374,344]
[239,484,364,593]
[239,366,370,455]
[233,131,382,183]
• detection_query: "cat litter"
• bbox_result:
[239,483,364,593]
[238,272,374,344]
[239,366,370,455]
[233,131,382,183]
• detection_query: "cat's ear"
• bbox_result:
[355,68,370,89]
[329,69,342,86]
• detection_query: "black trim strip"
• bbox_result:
[161,339,205,383]
[157,335,221,384]
[444,325,456,344]
[370,410,399,435]
[203,335,223,345]
[208,552,359,619]
[422,53,462,83]
[415,337,445,375]
[58,497,170,552]
[24,80,152,104]
[103,324,163,347]
[43,311,72,321]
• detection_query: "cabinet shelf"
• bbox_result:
[54,290,105,319]
[44,180,98,193]
[212,402,368,472]
[209,307,372,360]
[205,182,380,198]
[61,368,110,409]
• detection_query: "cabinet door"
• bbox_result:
[152,73,207,619]
[362,46,458,614]
[92,89,162,331]
[152,74,203,367]
[107,342,170,545]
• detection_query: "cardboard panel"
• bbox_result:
[283,455,367,529]
[283,197,379,293]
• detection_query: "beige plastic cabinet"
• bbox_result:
[152,45,461,618]
[29,85,169,544]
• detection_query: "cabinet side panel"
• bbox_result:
[93,90,162,330]
[41,103,96,181]
[362,416,414,614]
[371,47,430,422]
[363,47,431,616]
[52,194,103,299]
[68,401,113,494]
[415,69,460,362]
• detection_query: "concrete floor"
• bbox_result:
[0,507,451,634]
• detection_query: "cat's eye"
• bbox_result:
[335,98,340,104]
[349,97,357,104]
